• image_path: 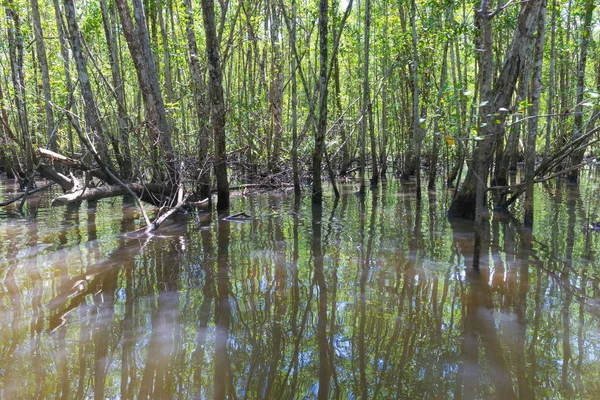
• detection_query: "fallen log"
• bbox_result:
[37,163,74,191]
[51,183,170,206]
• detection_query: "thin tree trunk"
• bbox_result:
[268,0,283,171]
[568,0,595,182]
[291,0,300,195]
[428,42,449,191]
[6,0,35,174]
[201,0,230,209]
[114,0,176,183]
[409,0,421,199]
[63,0,114,172]
[100,0,132,178]
[448,0,542,219]
[312,0,329,203]
[184,0,211,200]
[52,0,77,156]
[156,0,173,102]
[524,0,547,228]
[30,0,56,151]
[359,0,370,194]
[544,0,557,159]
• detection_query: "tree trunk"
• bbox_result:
[31,0,56,151]
[408,0,421,199]
[52,0,77,156]
[114,0,176,183]
[568,0,595,182]
[99,0,132,178]
[201,0,230,209]
[524,0,547,228]
[448,0,542,220]
[63,0,114,172]
[291,0,301,195]
[359,0,373,193]
[544,0,557,159]
[428,42,449,191]
[312,0,329,204]
[366,0,378,188]
[184,0,211,200]
[6,0,35,174]
[268,0,284,171]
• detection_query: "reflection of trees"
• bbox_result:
[2,181,600,397]
[213,217,234,399]
[313,203,330,400]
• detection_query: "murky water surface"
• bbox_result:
[1,174,600,399]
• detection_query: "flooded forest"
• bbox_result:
[1,0,600,398]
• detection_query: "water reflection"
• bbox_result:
[1,177,600,398]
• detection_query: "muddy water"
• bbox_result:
[1,174,600,399]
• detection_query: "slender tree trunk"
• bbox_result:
[184,0,211,200]
[31,0,56,151]
[100,0,132,178]
[201,0,230,209]
[6,0,35,175]
[448,0,542,219]
[52,0,77,156]
[312,0,329,203]
[544,0,557,159]
[0,83,25,178]
[156,0,173,102]
[524,0,547,228]
[428,42,449,191]
[268,0,284,171]
[359,0,372,193]
[291,0,300,195]
[63,0,114,172]
[446,40,465,188]
[409,0,421,199]
[379,0,389,180]
[568,0,595,182]
[366,0,378,188]
[114,0,176,183]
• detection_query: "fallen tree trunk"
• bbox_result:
[51,183,170,206]
[37,163,74,191]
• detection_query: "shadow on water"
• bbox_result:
[1,175,600,398]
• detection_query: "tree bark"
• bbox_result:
[268,0,284,171]
[200,0,230,209]
[6,0,35,174]
[99,0,132,178]
[524,0,548,228]
[448,0,543,219]
[31,0,56,151]
[184,0,211,200]
[359,0,371,194]
[291,0,300,195]
[63,0,114,172]
[312,0,329,203]
[568,0,596,182]
[114,0,176,183]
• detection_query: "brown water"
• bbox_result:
[1,174,600,399]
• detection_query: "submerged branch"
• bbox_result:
[0,182,55,207]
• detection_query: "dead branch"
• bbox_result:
[51,183,169,206]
